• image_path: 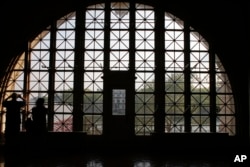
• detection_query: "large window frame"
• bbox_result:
[0,1,235,136]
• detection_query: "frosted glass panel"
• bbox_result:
[112,89,126,115]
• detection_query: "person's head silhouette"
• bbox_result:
[10,93,18,100]
[36,98,45,107]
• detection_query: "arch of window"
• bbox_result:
[0,2,235,136]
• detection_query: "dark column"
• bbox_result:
[102,1,111,136]
[184,22,191,132]
[73,5,85,131]
[48,21,57,131]
[209,47,216,133]
[154,7,165,134]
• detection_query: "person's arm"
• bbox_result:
[4,94,12,101]
[17,94,26,101]
[2,95,12,106]
[17,95,26,108]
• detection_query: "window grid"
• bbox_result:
[164,13,186,133]
[135,3,155,136]
[110,2,130,71]
[50,13,76,131]
[83,5,105,135]
[0,2,235,136]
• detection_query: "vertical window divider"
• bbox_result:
[103,2,111,72]
[129,2,135,135]
[184,22,191,132]
[24,42,31,112]
[73,5,85,131]
[209,47,216,133]
[102,2,111,135]
[48,21,57,131]
[21,42,30,131]
[129,2,135,71]
[154,7,165,134]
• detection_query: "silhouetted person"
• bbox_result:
[2,93,26,145]
[30,98,48,151]
[24,113,33,133]
[32,98,48,134]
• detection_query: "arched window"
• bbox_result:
[0,2,235,136]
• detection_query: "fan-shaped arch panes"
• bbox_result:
[0,1,235,136]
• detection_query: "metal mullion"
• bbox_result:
[103,2,110,71]
[184,22,191,133]
[85,28,103,30]
[164,49,183,52]
[73,5,85,131]
[56,28,75,31]
[18,43,31,131]
[190,71,210,74]
[55,69,74,72]
[128,2,136,135]
[24,42,30,112]
[110,49,128,51]
[30,49,51,51]
[209,48,216,133]
[46,20,57,131]
[154,7,165,134]
[191,92,210,95]
[30,70,49,72]
[135,70,154,73]
[55,49,75,53]
[166,29,183,31]
[135,29,154,31]
[102,1,111,135]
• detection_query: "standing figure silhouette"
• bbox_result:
[31,98,48,134]
[3,93,26,145]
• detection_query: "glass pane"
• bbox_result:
[112,89,126,115]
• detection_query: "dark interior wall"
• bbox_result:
[0,0,249,141]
